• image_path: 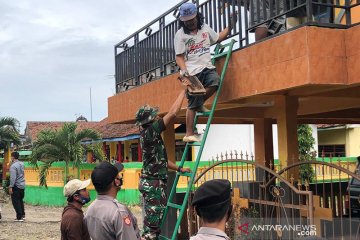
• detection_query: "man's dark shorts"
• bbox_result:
[187,68,219,109]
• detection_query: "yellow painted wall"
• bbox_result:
[122,169,141,189]
[110,142,117,160]
[24,161,359,190]
[346,127,360,156]
[318,127,360,157]
[336,0,360,24]
[318,128,346,145]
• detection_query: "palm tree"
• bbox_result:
[30,122,104,187]
[0,117,20,187]
[0,117,21,150]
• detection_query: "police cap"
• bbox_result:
[91,161,124,189]
[192,179,231,207]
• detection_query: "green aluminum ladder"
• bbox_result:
[159,39,236,240]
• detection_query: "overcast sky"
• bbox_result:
[0,0,181,133]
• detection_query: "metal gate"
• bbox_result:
[185,153,360,239]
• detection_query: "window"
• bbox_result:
[130,143,139,162]
[115,143,125,161]
[105,144,110,160]
[318,145,345,157]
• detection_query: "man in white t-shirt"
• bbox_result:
[174,2,234,142]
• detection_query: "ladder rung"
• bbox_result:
[213,52,228,59]
[188,142,201,146]
[196,111,210,117]
[178,172,192,177]
[218,41,235,50]
[167,202,182,209]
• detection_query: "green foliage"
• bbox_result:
[297,124,316,182]
[227,206,261,240]
[0,117,21,150]
[30,122,103,187]
[2,174,10,194]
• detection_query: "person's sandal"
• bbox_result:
[183,135,201,142]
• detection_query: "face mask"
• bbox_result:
[76,194,91,205]
[114,177,123,189]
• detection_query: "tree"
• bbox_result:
[30,122,104,187]
[0,117,21,150]
[297,124,316,182]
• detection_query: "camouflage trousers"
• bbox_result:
[139,178,167,240]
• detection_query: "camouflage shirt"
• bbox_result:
[140,119,168,179]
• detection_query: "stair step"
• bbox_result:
[167,202,182,209]
[178,172,192,177]
[213,52,228,59]
[188,142,201,146]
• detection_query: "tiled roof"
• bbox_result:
[25,119,139,142]
[93,118,139,139]
[316,124,345,129]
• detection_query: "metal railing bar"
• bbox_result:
[114,0,187,48]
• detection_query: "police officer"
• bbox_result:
[84,161,140,240]
[191,179,232,240]
[135,86,190,240]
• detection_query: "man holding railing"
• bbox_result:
[286,0,308,29]
[249,0,285,41]
[174,2,235,143]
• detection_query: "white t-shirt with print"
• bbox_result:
[174,24,219,76]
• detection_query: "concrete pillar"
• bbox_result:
[161,121,177,237]
[124,141,129,162]
[276,96,299,179]
[162,121,176,164]
[117,141,123,162]
[138,139,142,162]
[102,142,107,159]
[254,118,274,168]
[110,142,116,160]
[87,151,93,163]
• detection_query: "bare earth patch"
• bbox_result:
[0,193,143,240]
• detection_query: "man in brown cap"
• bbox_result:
[191,179,232,240]
[84,161,140,240]
[61,178,91,240]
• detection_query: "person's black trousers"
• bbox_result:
[11,186,25,220]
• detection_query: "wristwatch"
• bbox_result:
[177,166,182,172]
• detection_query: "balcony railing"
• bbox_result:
[114,0,360,93]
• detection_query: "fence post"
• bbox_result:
[159,17,165,77]
[306,0,313,23]
[134,33,140,85]
[345,0,352,26]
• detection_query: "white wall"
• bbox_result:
[194,124,279,161]
[310,124,319,152]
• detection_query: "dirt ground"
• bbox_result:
[0,192,143,240]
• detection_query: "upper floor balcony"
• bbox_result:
[108,0,360,124]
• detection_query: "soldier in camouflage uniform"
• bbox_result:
[135,87,190,240]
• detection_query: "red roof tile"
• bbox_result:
[25,119,139,142]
